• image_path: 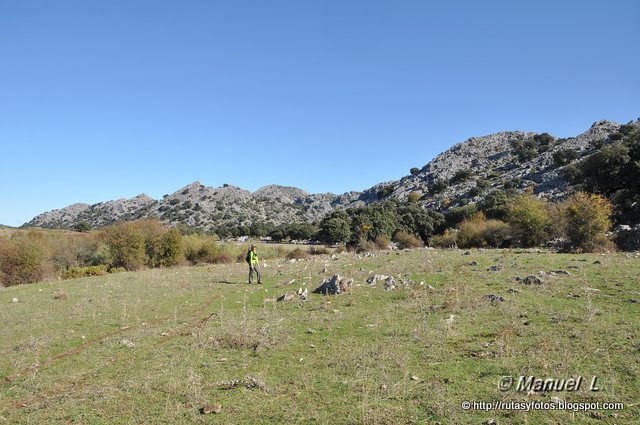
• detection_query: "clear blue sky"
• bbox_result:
[1,0,638,226]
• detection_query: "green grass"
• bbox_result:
[1,249,639,424]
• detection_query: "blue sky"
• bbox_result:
[1,0,638,226]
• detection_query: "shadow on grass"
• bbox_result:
[215,279,246,285]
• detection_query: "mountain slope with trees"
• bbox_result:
[25,119,640,235]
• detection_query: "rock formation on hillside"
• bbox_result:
[25,119,639,232]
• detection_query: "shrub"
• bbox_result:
[213,252,234,264]
[196,242,219,263]
[503,178,521,189]
[286,248,309,260]
[48,233,98,272]
[573,129,640,223]
[73,222,92,232]
[456,216,485,248]
[534,133,555,151]
[563,192,613,252]
[407,192,421,203]
[374,235,391,250]
[308,246,330,255]
[481,219,513,247]
[479,189,518,220]
[468,186,482,197]
[335,244,347,253]
[396,204,444,241]
[103,222,146,270]
[553,148,579,166]
[457,213,513,248]
[429,229,457,248]
[476,178,491,189]
[318,211,352,244]
[349,204,400,242]
[506,195,551,247]
[410,167,420,176]
[376,185,394,199]
[450,169,473,184]
[510,139,538,162]
[63,265,108,280]
[151,228,183,267]
[393,231,424,249]
[431,179,448,194]
[444,203,478,228]
[0,237,45,286]
[355,240,377,253]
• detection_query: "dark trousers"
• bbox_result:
[249,264,261,284]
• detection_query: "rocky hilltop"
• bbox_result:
[26,119,638,231]
[374,120,630,209]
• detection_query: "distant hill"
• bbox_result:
[0,225,18,237]
[25,119,639,232]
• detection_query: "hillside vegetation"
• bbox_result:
[1,249,639,424]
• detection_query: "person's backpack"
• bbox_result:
[245,249,251,264]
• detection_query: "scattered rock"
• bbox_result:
[366,274,400,290]
[593,260,602,264]
[276,292,296,302]
[506,288,519,293]
[11,298,18,303]
[468,261,478,266]
[552,270,572,275]
[566,265,579,269]
[384,278,396,291]
[410,375,421,381]
[516,276,543,285]
[306,328,317,334]
[463,251,471,255]
[120,339,135,348]
[487,265,502,272]
[366,274,390,285]
[566,293,581,298]
[200,404,222,414]
[313,274,353,295]
[298,287,308,301]
[626,299,638,303]
[483,294,506,302]
[212,376,269,392]
[445,314,455,326]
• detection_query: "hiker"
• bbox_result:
[246,244,262,284]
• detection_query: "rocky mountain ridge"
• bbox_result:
[25,119,639,232]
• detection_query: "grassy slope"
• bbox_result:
[1,249,639,424]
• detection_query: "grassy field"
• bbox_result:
[1,248,639,424]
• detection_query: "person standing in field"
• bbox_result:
[247,245,262,284]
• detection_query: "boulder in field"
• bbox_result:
[313,274,353,295]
